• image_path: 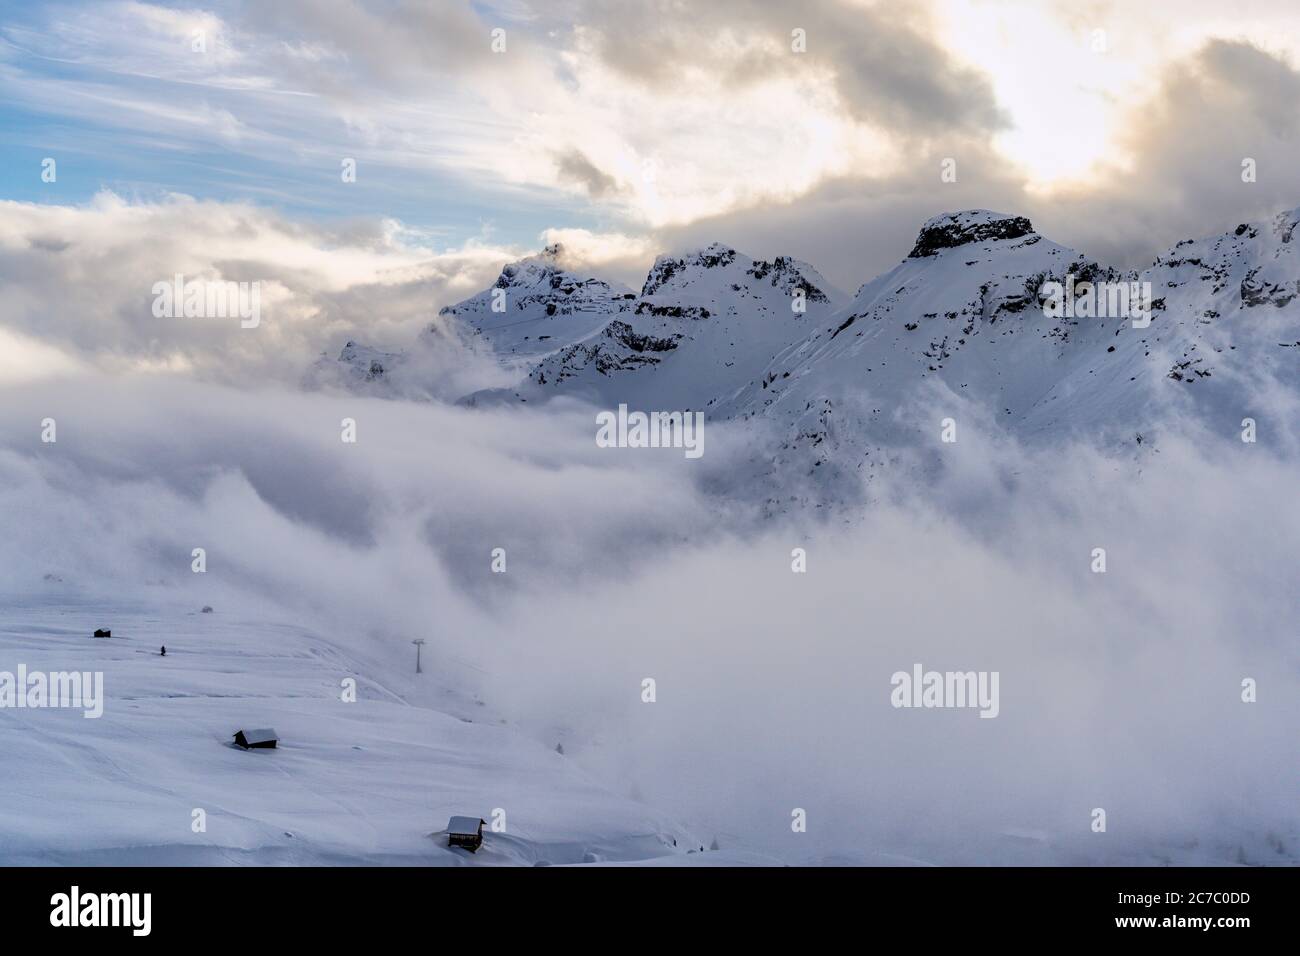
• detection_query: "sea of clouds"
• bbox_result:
[2,370,1295,863]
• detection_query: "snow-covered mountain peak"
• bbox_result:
[908,209,1037,258]
[305,339,407,396]
[639,242,835,307]
[459,242,842,410]
[491,242,579,288]
[640,243,741,296]
[321,205,1300,502]
[437,246,635,359]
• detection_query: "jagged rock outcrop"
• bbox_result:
[908,210,1036,258]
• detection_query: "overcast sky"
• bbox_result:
[2,0,1299,309]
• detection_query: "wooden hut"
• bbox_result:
[447,816,486,852]
[233,728,279,750]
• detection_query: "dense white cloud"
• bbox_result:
[536,226,658,286]
[1,372,1293,863]
[0,192,531,386]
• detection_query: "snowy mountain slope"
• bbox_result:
[12,594,1269,867]
[1098,209,1300,440]
[303,244,632,400]
[704,210,1135,499]
[1003,207,1300,440]
[0,594,713,866]
[711,207,1300,500]
[437,243,637,363]
[465,242,843,411]
[720,212,1097,437]
[315,207,1299,506]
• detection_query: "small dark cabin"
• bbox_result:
[447,815,486,852]
[93,629,111,638]
[233,728,279,749]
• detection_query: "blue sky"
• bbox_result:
[0,0,614,251]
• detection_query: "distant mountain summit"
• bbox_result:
[437,243,636,361]
[907,210,1037,258]
[466,241,842,410]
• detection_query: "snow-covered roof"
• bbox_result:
[447,815,483,834]
[237,728,278,744]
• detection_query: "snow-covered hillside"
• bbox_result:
[715,207,1300,498]
[0,593,763,866]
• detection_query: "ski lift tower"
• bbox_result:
[412,638,426,674]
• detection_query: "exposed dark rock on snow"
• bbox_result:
[908,210,1036,258]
